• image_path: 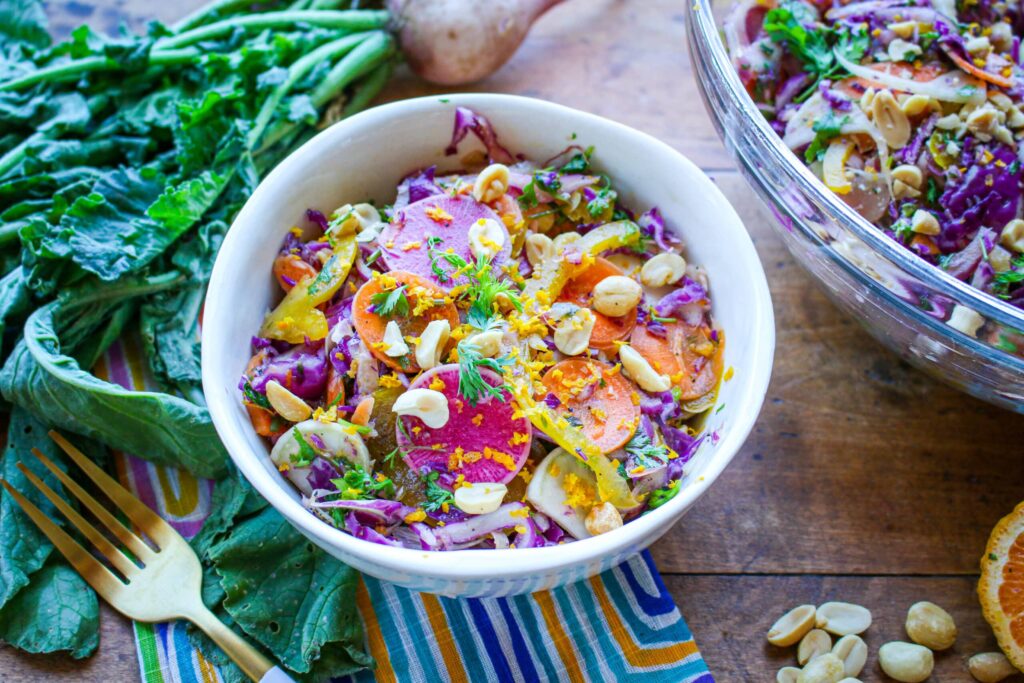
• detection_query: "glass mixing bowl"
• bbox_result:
[685,0,1024,413]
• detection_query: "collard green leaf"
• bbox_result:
[0,408,60,607]
[0,302,228,478]
[47,166,175,280]
[208,506,373,679]
[0,559,98,659]
[0,0,49,50]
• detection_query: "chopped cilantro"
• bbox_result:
[331,461,394,500]
[560,145,594,174]
[291,430,319,467]
[587,187,617,217]
[305,254,338,295]
[422,470,454,512]
[624,429,669,469]
[370,284,409,316]
[365,248,382,266]
[925,177,939,205]
[992,256,1024,299]
[804,110,849,163]
[763,6,867,102]
[647,482,680,510]
[242,380,271,410]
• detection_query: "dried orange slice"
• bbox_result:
[979,501,1024,672]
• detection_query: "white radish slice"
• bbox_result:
[271,420,371,495]
[526,447,598,539]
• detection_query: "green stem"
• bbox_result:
[156,9,388,51]
[310,31,394,107]
[172,0,286,32]
[342,59,394,117]
[246,32,368,149]
[0,49,199,92]
[0,222,23,248]
[0,131,45,177]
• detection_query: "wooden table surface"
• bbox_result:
[4,1,1024,681]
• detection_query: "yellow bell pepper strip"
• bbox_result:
[260,225,358,343]
[506,220,643,510]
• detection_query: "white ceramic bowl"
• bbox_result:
[202,94,774,598]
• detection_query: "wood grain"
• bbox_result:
[671,574,1024,682]
[2,1,1022,682]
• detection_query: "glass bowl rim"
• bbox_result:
[686,0,1024,373]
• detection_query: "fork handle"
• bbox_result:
[186,604,292,682]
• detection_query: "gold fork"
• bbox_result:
[0,431,292,683]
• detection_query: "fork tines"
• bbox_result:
[0,431,173,596]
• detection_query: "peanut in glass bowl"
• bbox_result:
[685,0,1024,413]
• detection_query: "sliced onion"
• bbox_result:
[833,52,985,104]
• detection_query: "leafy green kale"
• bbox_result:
[369,283,409,317]
[422,470,454,512]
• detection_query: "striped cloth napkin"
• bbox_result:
[99,338,712,683]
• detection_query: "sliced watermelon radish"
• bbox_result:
[395,364,531,483]
[379,194,511,290]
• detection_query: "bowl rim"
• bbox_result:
[686,0,1024,375]
[202,93,775,579]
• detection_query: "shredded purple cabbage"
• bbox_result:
[445,106,515,165]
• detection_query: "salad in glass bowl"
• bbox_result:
[725,0,1023,317]
[238,108,724,551]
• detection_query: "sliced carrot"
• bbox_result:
[325,363,346,409]
[558,257,637,351]
[352,271,460,373]
[942,47,1013,90]
[630,321,723,401]
[246,404,286,438]
[273,254,318,292]
[541,359,640,454]
[910,234,940,256]
[351,396,375,426]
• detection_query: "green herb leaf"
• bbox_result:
[369,283,409,317]
[422,470,454,512]
[291,430,319,467]
[624,429,669,469]
[456,338,514,406]
[804,111,849,163]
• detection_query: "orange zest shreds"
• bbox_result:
[724,366,735,381]
[277,462,290,472]
[404,510,427,524]
[400,241,422,251]
[510,507,530,518]
[312,405,338,423]
[563,472,597,508]
[289,226,303,236]
[630,392,641,406]
[548,461,561,477]
[509,432,530,446]
[590,407,607,422]
[472,414,484,426]
[518,468,533,485]
[429,376,446,392]
[425,205,454,224]
[412,425,422,435]
[378,373,403,388]
[431,443,445,450]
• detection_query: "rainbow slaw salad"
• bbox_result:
[239,108,725,551]
[725,0,1024,322]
